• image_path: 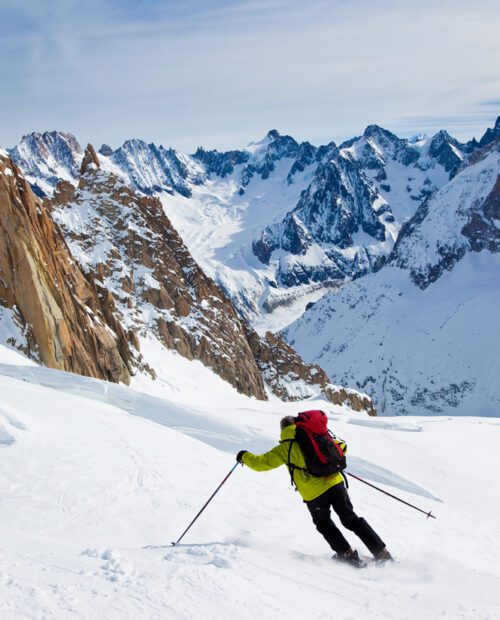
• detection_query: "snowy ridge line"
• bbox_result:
[0,363,267,454]
[8,119,498,329]
[0,362,442,501]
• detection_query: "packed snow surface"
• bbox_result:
[0,345,499,619]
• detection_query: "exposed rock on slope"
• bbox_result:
[252,149,395,286]
[102,139,205,197]
[393,140,500,289]
[47,146,362,406]
[246,328,377,413]
[0,151,132,382]
[50,146,267,399]
[479,116,500,147]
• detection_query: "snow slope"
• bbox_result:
[1,345,499,619]
[285,252,500,417]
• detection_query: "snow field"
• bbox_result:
[0,346,499,619]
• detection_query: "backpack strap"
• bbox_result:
[280,438,307,490]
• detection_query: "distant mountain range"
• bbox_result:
[284,138,500,416]
[0,143,372,411]
[3,116,499,415]
[9,119,500,320]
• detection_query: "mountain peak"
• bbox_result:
[363,124,390,138]
[433,129,453,141]
[99,144,113,156]
[428,130,452,149]
[266,129,281,140]
[479,116,500,147]
[80,144,100,175]
[363,124,402,145]
[8,130,84,196]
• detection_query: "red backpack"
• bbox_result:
[291,410,346,479]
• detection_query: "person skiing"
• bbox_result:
[236,413,392,567]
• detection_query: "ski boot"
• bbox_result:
[373,547,393,563]
[333,549,366,568]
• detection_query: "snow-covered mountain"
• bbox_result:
[6,118,500,416]
[1,145,365,406]
[1,345,499,619]
[283,140,500,416]
[9,131,84,197]
[9,121,497,328]
[99,138,206,197]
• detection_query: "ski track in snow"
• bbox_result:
[0,349,499,619]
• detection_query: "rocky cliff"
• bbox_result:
[246,328,376,413]
[0,150,132,382]
[48,145,267,399]
[44,145,366,406]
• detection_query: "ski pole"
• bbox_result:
[346,472,436,519]
[172,462,241,546]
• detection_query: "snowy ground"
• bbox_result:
[1,345,499,619]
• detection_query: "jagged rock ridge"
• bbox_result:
[0,150,132,382]
[9,120,498,315]
[45,145,356,405]
[49,145,267,399]
[283,137,500,416]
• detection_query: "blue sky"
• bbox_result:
[0,0,499,151]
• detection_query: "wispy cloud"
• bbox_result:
[479,99,500,107]
[0,0,499,150]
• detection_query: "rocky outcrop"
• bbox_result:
[324,385,377,416]
[50,146,268,399]
[240,131,301,188]
[427,130,467,177]
[0,151,132,382]
[105,139,205,197]
[246,329,376,414]
[193,147,249,177]
[252,152,394,286]
[462,173,500,252]
[479,116,500,148]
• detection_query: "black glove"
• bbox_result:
[236,450,248,464]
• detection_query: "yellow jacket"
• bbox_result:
[241,424,345,502]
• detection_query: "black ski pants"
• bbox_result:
[306,482,385,556]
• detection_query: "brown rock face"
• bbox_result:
[246,329,376,414]
[1,142,369,406]
[324,385,377,416]
[0,152,132,383]
[50,146,267,399]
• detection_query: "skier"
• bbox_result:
[236,415,392,567]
